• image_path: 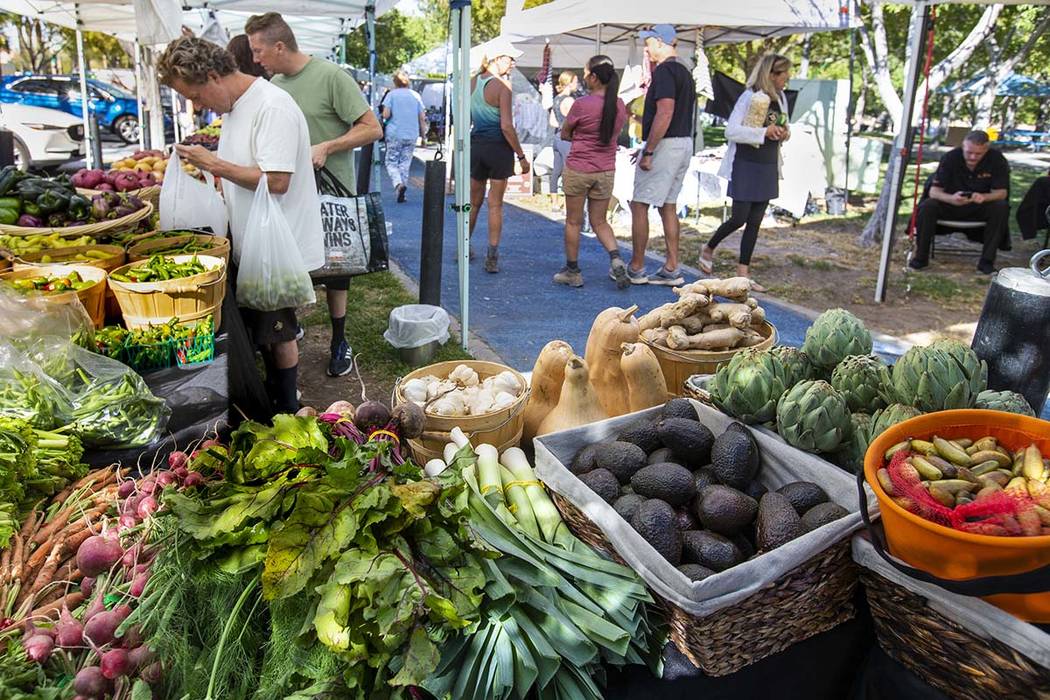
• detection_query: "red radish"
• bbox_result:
[168,451,188,470]
[122,543,142,568]
[155,471,177,488]
[24,634,54,662]
[82,594,105,622]
[137,477,157,496]
[56,606,84,648]
[118,514,138,530]
[77,534,124,577]
[73,666,107,697]
[140,661,162,684]
[80,577,95,597]
[183,472,205,489]
[119,624,143,649]
[128,644,154,671]
[173,465,189,480]
[134,563,149,575]
[130,571,149,597]
[114,604,132,622]
[200,438,221,449]
[84,610,122,646]
[101,648,131,679]
[136,496,158,519]
[117,480,136,499]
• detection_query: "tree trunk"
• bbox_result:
[935,95,951,143]
[1003,97,1018,135]
[799,36,811,79]
[860,149,899,246]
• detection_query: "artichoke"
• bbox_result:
[869,403,923,442]
[975,389,1036,417]
[833,412,873,473]
[770,345,818,388]
[890,342,984,412]
[831,355,891,413]
[775,380,853,454]
[709,348,789,424]
[802,309,873,370]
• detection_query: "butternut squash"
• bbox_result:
[584,305,639,417]
[620,343,668,412]
[522,340,574,443]
[536,355,607,437]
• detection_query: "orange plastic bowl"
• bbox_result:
[863,409,1050,622]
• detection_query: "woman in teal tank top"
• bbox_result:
[468,43,528,274]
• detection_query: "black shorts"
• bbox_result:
[240,307,299,346]
[320,276,350,291]
[471,139,515,181]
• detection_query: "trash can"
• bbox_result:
[825,188,847,216]
[384,304,450,367]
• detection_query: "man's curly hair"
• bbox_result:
[158,37,237,87]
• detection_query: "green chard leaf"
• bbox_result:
[389,626,440,687]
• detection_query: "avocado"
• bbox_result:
[730,532,756,559]
[570,443,601,475]
[579,468,620,504]
[756,492,805,551]
[745,481,769,501]
[777,482,830,515]
[681,530,744,572]
[621,484,635,495]
[694,485,758,536]
[657,418,715,468]
[648,447,676,465]
[693,467,718,495]
[613,493,646,522]
[675,507,700,531]
[677,563,716,582]
[801,502,849,531]
[711,423,761,489]
[617,420,663,454]
[593,441,648,484]
[631,499,682,565]
[661,398,699,422]
[630,462,696,506]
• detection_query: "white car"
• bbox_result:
[0,103,85,170]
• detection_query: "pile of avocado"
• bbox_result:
[569,398,849,582]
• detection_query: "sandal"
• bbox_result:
[698,250,714,275]
[750,279,767,293]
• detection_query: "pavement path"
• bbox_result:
[378,152,1048,419]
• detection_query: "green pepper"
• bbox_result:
[36,189,70,215]
[14,179,46,201]
[0,166,24,196]
[22,201,41,217]
[0,196,21,225]
[67,193,91,221]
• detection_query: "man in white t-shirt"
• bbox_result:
[159,36,323,414]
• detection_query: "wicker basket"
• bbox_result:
[15,244,126,271]
[1,263,107,328]
[107,254,225,329]
[393,360,529,464]
[550,492,857,675]
[127,234,230,264]
[861,570,1050,699]
[77,185,161,208]
[642,321,777,397]
[0,201,154,238]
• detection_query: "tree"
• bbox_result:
[416,0,506,46]
[971,7,1050,126]
[344,10,429,73]
[0,14,130,73]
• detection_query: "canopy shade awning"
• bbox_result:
[181,0,397,17]
[180,9,350,55]
[0,0,181,43]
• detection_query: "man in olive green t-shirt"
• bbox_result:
[246,12,383,378]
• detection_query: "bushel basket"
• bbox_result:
[0,201,153,238]
[533,400,869,676]
[0,263,107,328]
[127,232,230,264]
[107,254,225,329]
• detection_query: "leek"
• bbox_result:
[500,447,574,549]
[476,444,503,508]
[499,463,541,539]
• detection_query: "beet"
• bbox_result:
[325,400,356,418]
[136,496,158,519]
[24,634,54,663]
[76,535,123,577]
[55,606,84,648]
[354,401,391,433]
[117,480,136,499]
[101,648,131,679]
[84,610,122,646]
[392,402,425,439]
[73,666,107,697]
[295,406,318,417]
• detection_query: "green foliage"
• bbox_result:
[344,10,430,73]
[415,0,507,47]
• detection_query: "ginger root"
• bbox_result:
[674,276,752,301]
[637,293,710,330]
[640,328,670,346]
[677,315,707,334]
[695,302,754,329]
[666,325,749,351]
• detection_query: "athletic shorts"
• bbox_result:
[471,138,515,181]
[240,307,299,346]
[320,276,350,291]
[562,167,615,200]
[632,136,693,206]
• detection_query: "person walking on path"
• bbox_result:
[699,53,792,292]
[161,36,323,414]
[382,71,426,204]
[246,12,383,378]
[628,24,696,286]
[549,71,578,201]
[469,39,530,274]
[553,56,629,289]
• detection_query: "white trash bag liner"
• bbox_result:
[383,304,450,349]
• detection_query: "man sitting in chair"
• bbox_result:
[909,130,1011,275]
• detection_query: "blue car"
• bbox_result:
[0,74,142,143]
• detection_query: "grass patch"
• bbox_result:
[785,253,837,271]
[302,272,471,388]
[899,271,983,305]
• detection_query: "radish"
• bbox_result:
[168,451,188,470]
[117,480,136,499]
[137,477,157,496]
[134,563,149,575]
[119,624,143,649]
[183,472,204,489]
[128,644,154,671]
[200,438,221,449]
[24,634,54,662]
[82,594,105,622]
[155,471,177,488]
[84,610,122,646]
[80,577,95,597]
[173,465,189,480]
[55,606,84,648]
[114,604,132,622]
[101,648,131,679]
[122,543,142,568]
[73,666,107,697]
[77,535,123,577]
[130,571,149,597]
[118,514,138,530]
[140,661,162,684]
[136,496,158,519]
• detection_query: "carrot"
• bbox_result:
[32,508,73,546]
[60,530,93,560]
[26,544,64,600]
[29,591,84,622]
[0,546,10,588]
[8,534,24,585]
[18,511,37,539]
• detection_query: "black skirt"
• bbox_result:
[727,155,779,203]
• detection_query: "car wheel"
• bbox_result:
[114,115,139,144]
[12,137,30,172]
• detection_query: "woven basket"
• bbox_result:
[127,234,230,264]
[77,185,161,208]
[1,263,107,328]
[15,244,126,271]
[861,570,1050,699]
[642,322,777,398]
[0,201,154,238]
[550,493,858,676]
[107,254,226,329]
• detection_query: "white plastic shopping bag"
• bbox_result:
[236,175,316,311]
[159,153,229,236]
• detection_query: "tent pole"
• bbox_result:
[451,0,471,353]
[596,22,602,52]
[366,3,381,193]
[74,6,93,170]
[133,40,144,152]
[874,3,929,303]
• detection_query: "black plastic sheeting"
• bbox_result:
[84,336,228,473]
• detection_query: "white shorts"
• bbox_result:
[632,136,693,207]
